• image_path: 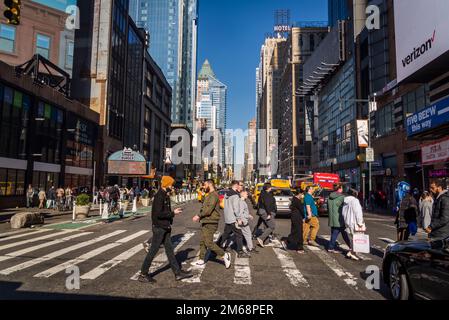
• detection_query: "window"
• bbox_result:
[65,40,74,69]
[36,34,51,59]
[0,24,15,53]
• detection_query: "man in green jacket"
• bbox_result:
[327,184,352,253]
[193,180,231,269]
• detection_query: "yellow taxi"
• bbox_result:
[253,183,264,204]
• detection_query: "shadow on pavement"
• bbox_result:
[0,280,133,300]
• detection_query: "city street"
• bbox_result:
[0,199,412,300]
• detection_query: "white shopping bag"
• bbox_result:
[353,233,370,253]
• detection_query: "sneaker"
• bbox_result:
[296,250,306,254]
[142,242,150,253]
[308,240,320,247]
[256,237,265,248]
[175,270,193,281]
[224,252,231,269]
[137,273,156,283]
[280,240,288,251]
[346,252,360,261]
[237,251,251,258]
[191,259,205,266]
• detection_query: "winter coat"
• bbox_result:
[419,199,433,229]
[199,191,221,225]
[223,189,241,224]
[151,188,174,231]
[430,190,449,240]
[257,190,277,216]
[290,196,305,219]
[342,196,364,235]
[328,192,345,228]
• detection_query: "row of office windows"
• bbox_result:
[0,24,74,69]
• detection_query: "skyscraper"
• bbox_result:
[133,0,198,129]
[196,60,227,166]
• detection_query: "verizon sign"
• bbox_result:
[394,0,449,83]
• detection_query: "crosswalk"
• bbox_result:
[0,227,394,292]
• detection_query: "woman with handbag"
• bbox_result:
[342,189,366,261]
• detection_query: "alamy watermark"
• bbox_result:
[65,266,80,290]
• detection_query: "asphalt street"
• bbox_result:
[0,199,424,300]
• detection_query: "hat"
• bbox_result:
[161,176,175,189]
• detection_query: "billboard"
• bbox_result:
[107,148,147,176]
[356,120,369,148]
[313,173,340,190]
[406,96,449,137]
[394,0,449,83]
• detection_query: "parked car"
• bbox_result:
[382,236,449,300]
[272,188,293,216]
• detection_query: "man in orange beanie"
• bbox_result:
[138,176,193,283]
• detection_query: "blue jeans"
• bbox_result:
[328,227,352,250]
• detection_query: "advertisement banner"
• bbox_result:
[107,148,147,175]
[356,120,369,148]
[394,0,449,83]
[422,138,449,165]
[406,96,449,137]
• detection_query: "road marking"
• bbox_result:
[306,245,359,289]
[0,230,74,251]
[234,256,252,285]
[182,251,209,284]
[378,237,396,244]
[34,230,148,278]
[82,244,144,280]
[0,229,51,241]
[271,240,309,287]
[130,231,195,280]
[0,232,92,262]
[319,235,372,261]
[0,230,126,276]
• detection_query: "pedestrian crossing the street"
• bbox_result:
[0,227,390,294]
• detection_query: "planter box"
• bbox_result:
[75,205,91,220]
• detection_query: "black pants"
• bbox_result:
[397,227,410,241]
[287,213,304,251]
[141,226,181,275]
[220,223,244,252]
[252,215,265,236]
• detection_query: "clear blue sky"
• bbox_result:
[197,0,328,132]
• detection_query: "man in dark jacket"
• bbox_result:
[426,179,449,240]
[327,184,352,253]
[256,183,277,247]
[138,176,193,283]
[192,180,231,268]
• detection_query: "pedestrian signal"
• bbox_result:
[4,0,21,25]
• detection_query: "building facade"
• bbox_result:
[0,0,75,76]
[133,0,198,129]
[0,60,99,209]
[72,0,147,186]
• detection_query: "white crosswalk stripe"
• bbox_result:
[0,232,93,263]
[130,231,195,280]
[306,245,359,289]
[319,235,371,261]
[0,230,74,251]
[234,256,252,285]
[271,240,309,287]
[0,230,126,276]
[0,229,52,242]
[182,251,209,283]
[34,230,149,278]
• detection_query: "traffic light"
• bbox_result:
[3,0,21,25]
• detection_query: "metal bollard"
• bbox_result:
[72,200,76,221]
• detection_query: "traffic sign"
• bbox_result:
[366,148,374,162]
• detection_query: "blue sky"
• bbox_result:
[32,0,76,11]
[197,0,328,132]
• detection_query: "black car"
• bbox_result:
[382,236,449,300]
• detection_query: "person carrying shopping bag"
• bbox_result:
[342,189,366,261]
